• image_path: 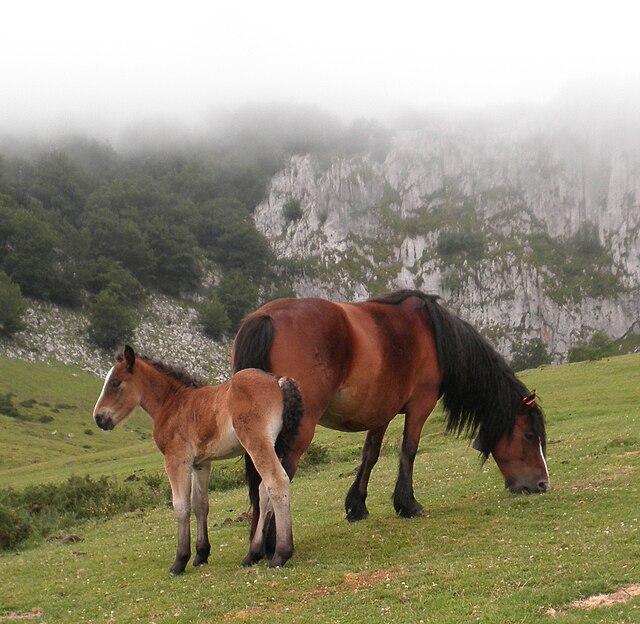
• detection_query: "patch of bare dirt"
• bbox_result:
[227,568,402,620]
[547,584,640,617]
[0,609,42,621]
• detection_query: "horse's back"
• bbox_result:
[238,294,441,430]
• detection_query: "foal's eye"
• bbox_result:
[111,380,122,390]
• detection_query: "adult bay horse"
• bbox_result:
[93,345,303,572]
[233,289,549,529]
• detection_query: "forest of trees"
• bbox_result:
[0,108,390,346]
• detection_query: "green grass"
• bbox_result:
[0,355,638,623]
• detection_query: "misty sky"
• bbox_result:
[2,0,639,136]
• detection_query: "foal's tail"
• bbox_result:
[275,376,304,460]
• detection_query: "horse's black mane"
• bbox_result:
[370,289,546,459]
[118,351,207,388]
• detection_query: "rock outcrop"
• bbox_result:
[254,117,640,361]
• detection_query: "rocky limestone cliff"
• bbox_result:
[254,119,640,361]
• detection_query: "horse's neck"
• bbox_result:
[138,363,185,422]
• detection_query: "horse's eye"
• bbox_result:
[111,380,122,390]
[524,431,535,442]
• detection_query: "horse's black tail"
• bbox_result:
[233,314,274,374]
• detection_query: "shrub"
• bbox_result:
[437,228,485,261]
[568,331,614,363]
[301,442,330,466]
[217,270,259,330]
[283,198,303,222]
[198,297,232,340]
[89,287,137,349]
[0,504,32,550]
[510,338,552,372]
[0,271,27,336]
[0,393,20,418]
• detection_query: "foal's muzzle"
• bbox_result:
[94,413,115,430]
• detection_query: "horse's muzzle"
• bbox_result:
[94,413,114,430]
[507,479,549,494]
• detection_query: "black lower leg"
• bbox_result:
[345,427,386,522]
[393,436,425,518]
[170,549,191,576]
[193,542,210,567]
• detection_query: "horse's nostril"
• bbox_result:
[538,480,549,493]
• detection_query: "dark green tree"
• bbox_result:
[0,272,27,336]
[510,338,552,372]
[89,287,137,349]
[217,270,259,330]
[31,151,89,224]
[198,297,232,339]
[568,331,613,363]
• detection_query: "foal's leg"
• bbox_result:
[242,481,273,566]
[345,424,389,521]
[245,445,294,568]
[164,455,193,575]
[191,462,212,567]
[393,397,438,518]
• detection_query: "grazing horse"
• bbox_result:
[233,289,549,534]
[93,345,303,572]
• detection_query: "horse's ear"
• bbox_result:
[522,391,537,410]
[124,345,136,371]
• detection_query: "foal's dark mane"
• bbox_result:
[118,352,207,388]
[370,290,546,459]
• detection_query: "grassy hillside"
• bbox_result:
[0,358,159,488]
[0,354,638,623]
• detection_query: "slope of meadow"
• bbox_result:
[0,354,638,623]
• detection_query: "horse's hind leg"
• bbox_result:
[191,462,212,567]
[345,424,388,521]
[164,455,193,575]
[393,396,437,518]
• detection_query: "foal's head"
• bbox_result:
[93,345,141,431]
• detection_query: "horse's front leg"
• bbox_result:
[345,424,388,521]
[191,462,212,567]
[165,455,193,575]
[393,396,438,518]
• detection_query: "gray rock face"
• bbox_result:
[254,122,640,361]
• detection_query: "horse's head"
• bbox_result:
[474,392,549,494]
[93,345,141,431]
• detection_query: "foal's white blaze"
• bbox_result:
[93,367,114,416]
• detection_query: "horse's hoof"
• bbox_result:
[397,506,427,519]
[345,508,370,522]
[169,568,184,577]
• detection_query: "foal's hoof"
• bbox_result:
[268,550,293,568]
[169,568,184,577]
[241,552,264,567]
[193,554,210,567]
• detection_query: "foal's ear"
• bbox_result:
[124,345,136,371]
